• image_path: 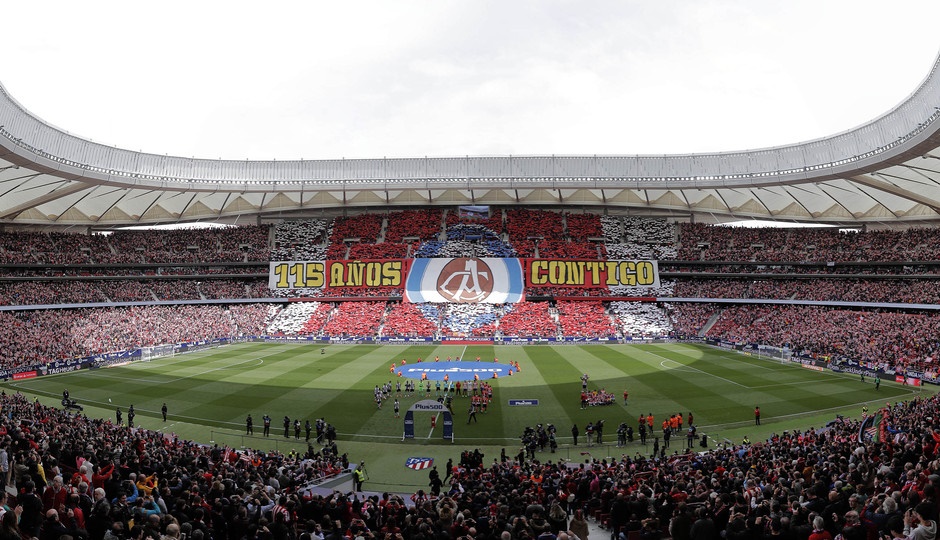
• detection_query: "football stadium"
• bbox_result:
[5,8,940,540]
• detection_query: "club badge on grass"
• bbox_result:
[405,457,433,470]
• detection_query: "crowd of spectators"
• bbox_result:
[536,241,603,260]
[348,243,410,260]
[437,304,502,337]
[272,220,330,261]
[4,370,940,540]
[329,215,383,245]
[506,209,565,241]
[672,280,751,300]
[444,208,504,232]
[609,281,676,299]
[0,281,107,306]
[556,301,617,337]
[381,303,438,337]
[623,216,676,244]
[16,215,940,271]
[497,302,558,337]
[513,240,537,258]
[107,227,269,264]
[0,305,273,367]
[564,213,603,241]
[295,303,335,336]
[676,223,940,262]
[158,267,264,276]
[601,215,624,243]
[318,287,403,299]
[149,281,202,301]
[217,225,271,262]
[246,280,273,299]
[325,243,349,261]
[0,278,275,307]
[526,287,611,299]
[320,302,387,337]
[15,213,940,376]
[193,279,273,300]
[0,391,350,540]
[0,226,270,266]
[666,303,719,337]
[606,243,678,261]
[412,224,515,259]
[702,305,940,372]
[266,302,332,336]
[662,263,940,276]
[385,209,444,242]
[670,278,940,304]
[610,302,673,338]
[96,281,157,303]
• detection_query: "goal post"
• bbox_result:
[755,344,791,364]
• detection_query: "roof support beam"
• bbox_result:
[850,173,940,214]
[0,182,90,220]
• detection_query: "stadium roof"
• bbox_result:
[2,53,940,230]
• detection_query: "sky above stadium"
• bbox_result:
[4,1,940,162]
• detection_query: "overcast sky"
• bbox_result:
[4,1,939,162]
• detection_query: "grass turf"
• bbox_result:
[3,342,924,492]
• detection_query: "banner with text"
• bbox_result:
[272,258,658,293]
[269,259,408,290]
[526,259,660,289]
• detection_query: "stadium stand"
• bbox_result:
[272,219,330,261]
[320,301,386,337]
[556,301,617,337]
[6,213,940,375]
[385,209,444,242]
[497,301,558,337]
[381,302,438,337]
[349,242,410,260]
[439,304,501,337]
[0,305,272,367]
[610,301,673,338]
[444,208,504,232]
[564,212,603,241]
[506,209,565,241]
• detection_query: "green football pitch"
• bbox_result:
[3,342,924,492]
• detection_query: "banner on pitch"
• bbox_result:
[405,257,524,303]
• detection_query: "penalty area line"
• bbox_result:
[646,350,747,388]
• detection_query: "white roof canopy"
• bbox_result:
[2,53,940,229]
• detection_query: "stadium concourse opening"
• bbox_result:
[397,360,515,381]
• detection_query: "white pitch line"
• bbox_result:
[695,389,921,432]
[163,357,265,384]
[749,380,838,390]
[69,356,268,386]
[647,350,748,388]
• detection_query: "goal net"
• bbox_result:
[755,344,791,363]
[140,344,175,362]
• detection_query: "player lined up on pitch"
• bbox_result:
[376,356,515,422]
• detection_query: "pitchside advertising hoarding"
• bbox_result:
[268,257,660,300]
